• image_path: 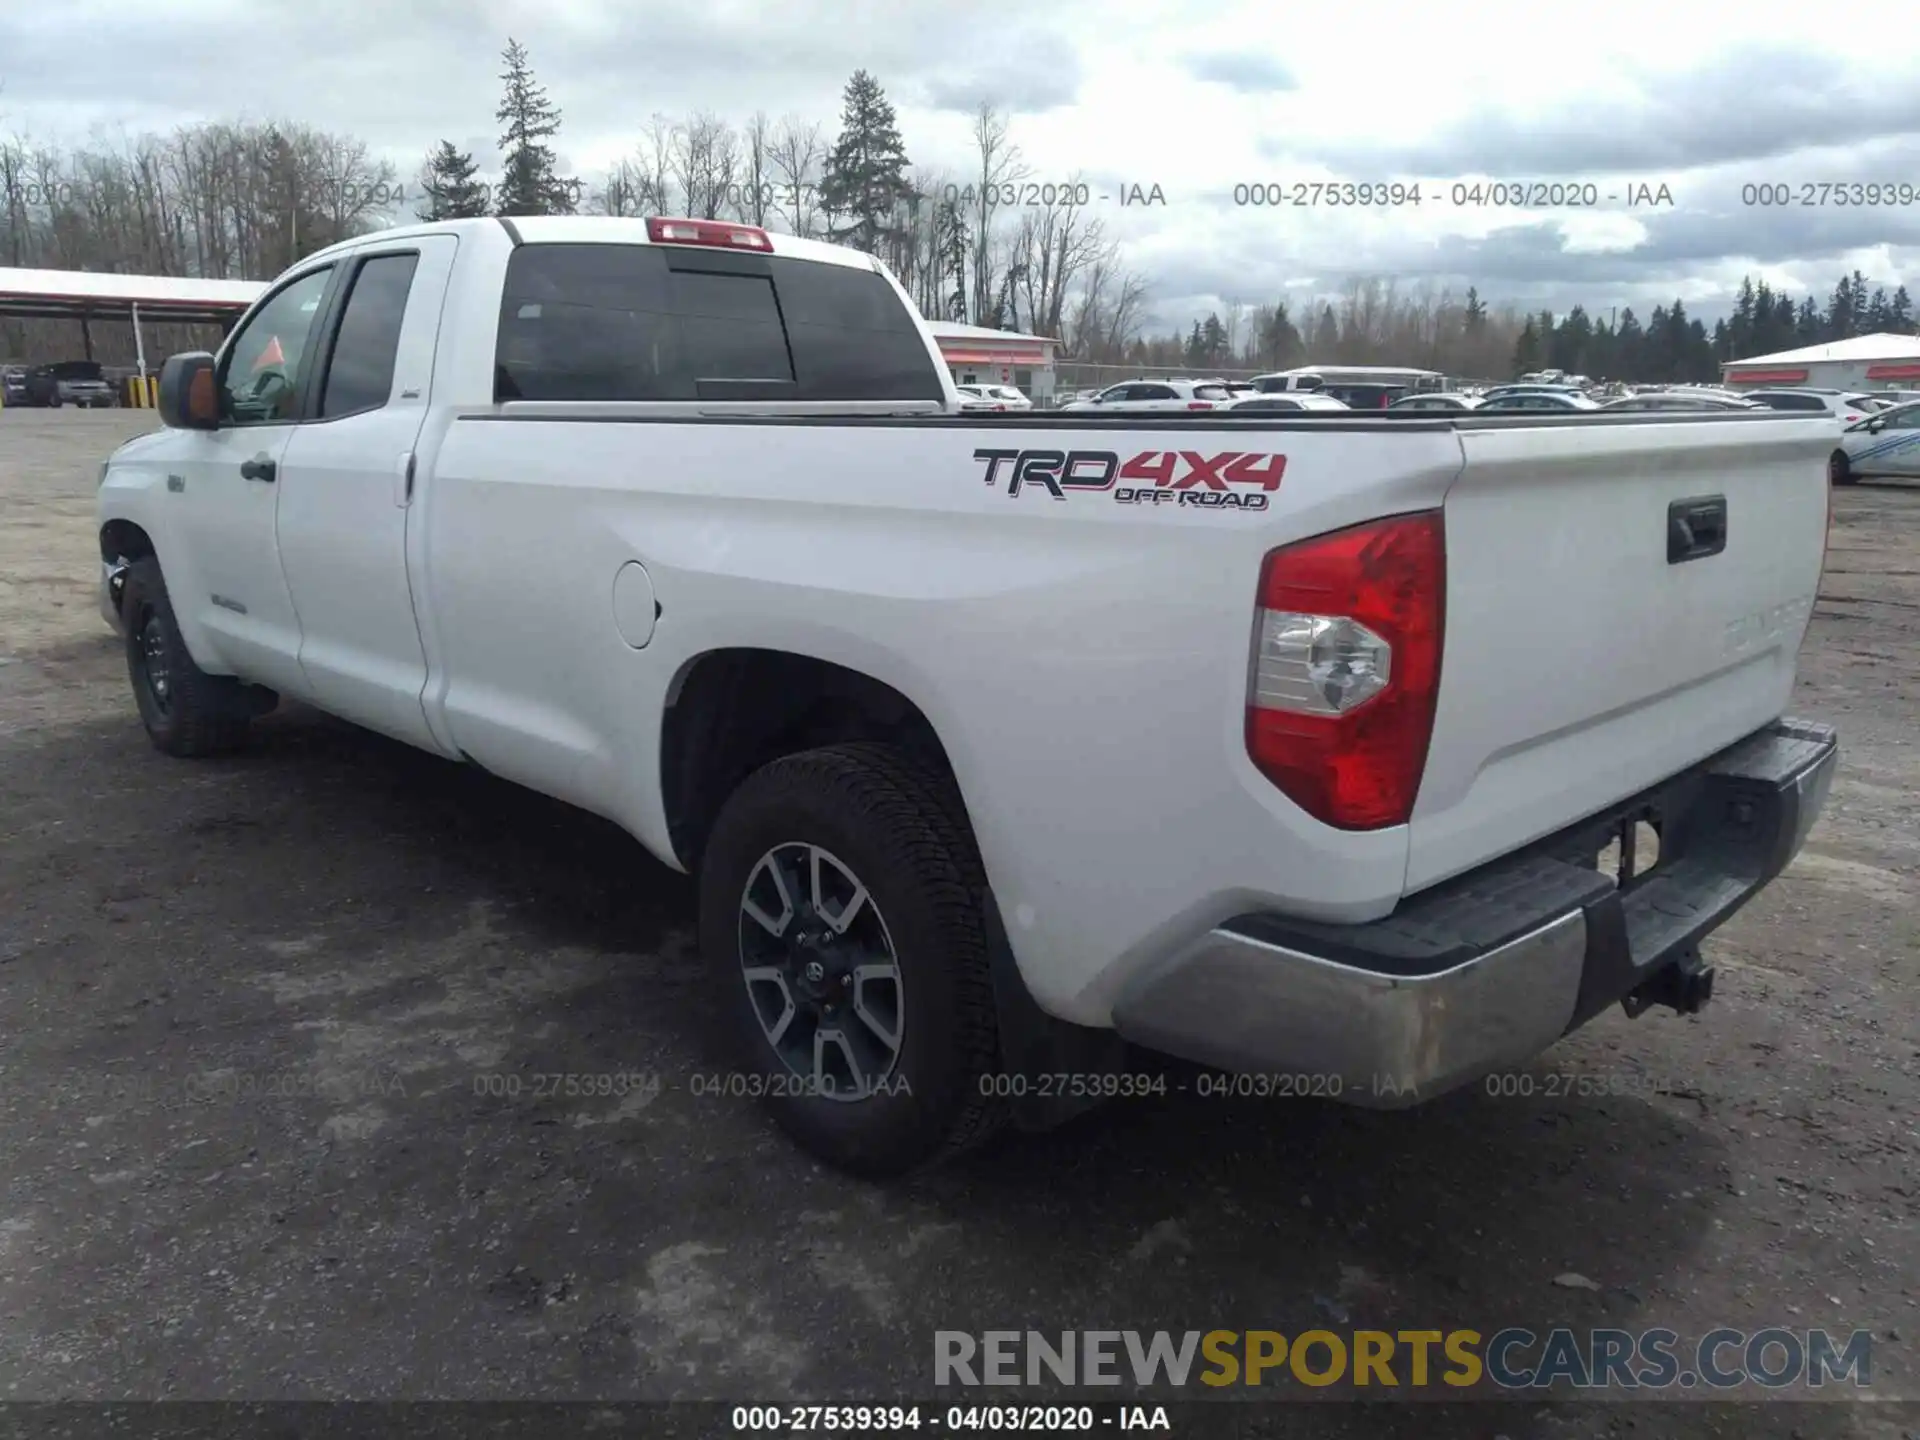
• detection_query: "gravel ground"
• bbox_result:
[0,410,1915,1439]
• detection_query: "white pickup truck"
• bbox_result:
[97,216,1839,1176]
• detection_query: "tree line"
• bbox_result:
[2,42,1915,379]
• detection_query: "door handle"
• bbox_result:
[240,454,277,484]
[1668,495,1727,563]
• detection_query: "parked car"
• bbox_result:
[1831,399,1920,484]
[1601,391,1763,412]
[1476,391,1603,411]
[1218,392,1350,413]
[1743,390,1879,426]
[955,383,1032,412]
[1387,392,1480,412]
[33,360,118,408]
[1479,383,1588,402]
[98,214,1839,1177]
[1317,382,1408,409]
[1058,378,1233,411]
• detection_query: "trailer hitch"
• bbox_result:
[1622,944,1715,1018]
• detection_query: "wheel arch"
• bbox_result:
[659,647,964,875]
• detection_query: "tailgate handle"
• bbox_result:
[1668,495,1726,563]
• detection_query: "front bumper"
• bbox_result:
[1111,718,1839,1105]
[101,559,128,636]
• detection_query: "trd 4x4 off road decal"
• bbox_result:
[972,448,1286,511]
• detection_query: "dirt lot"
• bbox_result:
[0,409,1915,1437]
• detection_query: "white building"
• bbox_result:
[1722,332,1920,391]
[923,320,1061,403]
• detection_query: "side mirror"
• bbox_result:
[157,352,219,430]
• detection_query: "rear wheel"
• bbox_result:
[122,557,262,757]
[1830,450,1856,485]
[698,742,1006,1177]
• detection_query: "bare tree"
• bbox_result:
[737,111,773,228]
[767,114,825,237]
[670,112,738,220]
[0,119,396,363]
[1010,177,1112,339]
[967,103,1028,325]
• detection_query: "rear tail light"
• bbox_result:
[646,217,774,251]
[1188,401,1214,410]
[1246,511,1446,829]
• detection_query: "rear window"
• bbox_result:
[1193,384,1230,400]
[494,243,941,403]
[1752,392,1826,411]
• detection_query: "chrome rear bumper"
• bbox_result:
[1111,719,1841,1105]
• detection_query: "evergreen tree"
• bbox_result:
[1771,294,1795,351]
[1201,312,1227,363]
[1867,286,1891,332]
[1259,302,1303,367]
[1686,318,1712,382]
[1552,304,1592,374]
[1615,307,1645,379]
[494,38,577,216]
[1311,304,1339,357]
[1826,274,1860,339]
[818,70,916,255]
[1463,286,1486,334]
[1512,316,1541,375]
[1891,285,1914,332]
[1795,296,1822,342]
[1730,276,1755,358]
[417,141,489,221]
[936,200,969,322]
[1184,320,1206,368]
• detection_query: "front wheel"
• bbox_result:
[1830,450,1856,486]
[698,742,1007,1177]
[121,557,262,756]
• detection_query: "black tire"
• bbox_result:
[121,556,257,757]
[1830,450,1856,486]
[698,742,1007,1177]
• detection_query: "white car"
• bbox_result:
[1831,399,1920,484]
[97,213,1839,1177]
[1743,390,1881,426]
[1220,392,1350,413]
[955,383,1032,412]
[1475,391,1603,412]
[1058,378,1234,411]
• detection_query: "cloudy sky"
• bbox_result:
[5,0,1920,332]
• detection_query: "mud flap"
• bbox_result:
[983,891,1130,1132]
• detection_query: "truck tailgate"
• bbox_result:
[1407,414,1833,892]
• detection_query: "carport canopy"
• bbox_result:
[0,267,264,374]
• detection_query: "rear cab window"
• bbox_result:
[494,243,943,403]
[320,253,419,417]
